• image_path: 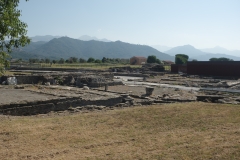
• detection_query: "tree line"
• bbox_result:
[28,57,130,64]
[174,54,233,65]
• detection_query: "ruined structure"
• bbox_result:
[2,63,240,116]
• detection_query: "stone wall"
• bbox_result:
[1,75,45,84]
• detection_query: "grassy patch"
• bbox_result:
[0,102,240,159]
[40,63,142,70]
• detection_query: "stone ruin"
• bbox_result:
[0,71,121,88]
[142,63,165,72]
[0,71,126,116]
[2,66,240,116]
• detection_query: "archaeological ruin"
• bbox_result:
[1,64,240,116]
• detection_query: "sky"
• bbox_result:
[18,0,240,50]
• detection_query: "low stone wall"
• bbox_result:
[16,75,45,84]
[0,96,123,116]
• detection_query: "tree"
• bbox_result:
[147,55,157,63]
[58,58,65,64]
[39,59,44,63]
[52,60,57,64]
[44,58,50,63]
[95,59,101,63]
[155,59,161,64]
[78,58,87,63]
[102,57,107,63]
[0,0,30,75]
[175,54,189,64]
[87,57,95,63]
[69,57,78,63]
[79,58,86,63]
[209,57,233,61]
[147,55,161,64]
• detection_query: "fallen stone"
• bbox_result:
[75,106,83,110]
[83,86,89,90]
[7,77,17,85]
[14,85,24,89]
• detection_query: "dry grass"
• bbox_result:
[42,63,142,70]
[0,102,240,160]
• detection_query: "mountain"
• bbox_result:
[201,46,240,57]
[165,45,205,57]
[19,41,46,52]
[165,45,240,61]
[10,51,45,60]
[192,53,240,61]
[11,37,174,61]
[151,45,172,52]
[78,35,111,42]
[30,35,61,42]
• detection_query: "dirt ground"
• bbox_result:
[0,89,58,105]
[98,84,197,100]
[0,102,239,160]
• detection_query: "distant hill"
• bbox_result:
[11,37,174,61]
[201,46,240,57]
[79,35,111,42]
[9,51,45,60]
[10,41,47,60]
[151,45,172,52]
[165,45,205,57]
[30,35,61,42]
[18,41,46,52]
[192,53,240,61]
[164,45,240,61]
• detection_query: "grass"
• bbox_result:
[0,102,240,159]
[164,65,171,71]
[9,62,171,71]
[41,63,142,70]
[3,71,31,76]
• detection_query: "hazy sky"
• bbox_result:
[18,0,240,50]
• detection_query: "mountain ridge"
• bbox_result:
[200,46,240,57]
[78,35,111,42]
[30,35,61,42]
[11,37,174,61]
[164,45,240,61]
[165,45,205,57]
